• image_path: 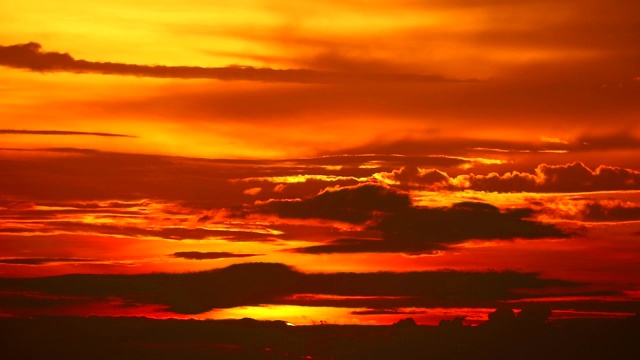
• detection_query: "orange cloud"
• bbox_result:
[243,187,262,195]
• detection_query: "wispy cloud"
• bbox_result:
[170,251,262,260]
[0,257,96,265]
[0,129,136,138]
[331,133,640,157]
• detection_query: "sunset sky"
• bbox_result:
[1,0,639,325]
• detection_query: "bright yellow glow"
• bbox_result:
[209,305,363,325]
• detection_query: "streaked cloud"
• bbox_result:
[0,42,462,84]
[170,251,262,260]
[0,257,96,265]
[0,129,136,138]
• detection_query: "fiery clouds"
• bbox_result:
[1,0,639,325]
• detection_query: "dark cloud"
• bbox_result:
[383,162,640,193]
[0,42,460,84]
[466,162,640,193]
[170,251,262,260]
[0,257,96,265]
[256,185,566,254]
[0,262,580,315]
[293,204,566,254]
[579,202,640,222]
[546,200,640,223]
[257,184,411,224]
[0,129,136,138]
[351,309,426,316]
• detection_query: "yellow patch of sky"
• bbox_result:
[0,0,509,72]
[1,1,281,67]
[206,305,369,325]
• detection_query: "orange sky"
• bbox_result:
[1,0,639,325]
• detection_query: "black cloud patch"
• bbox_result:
[0,262,580,315]
[170,251,262,260]
[543,200,640,223]
[257,185,567,254]
[578,202,640,222]
[257,184,411,224]
[351,309,426,316]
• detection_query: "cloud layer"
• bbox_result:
[0,42,458,84]
[0,262,580,315]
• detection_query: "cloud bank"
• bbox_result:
[381,162,640,193]
[0,262,580,315]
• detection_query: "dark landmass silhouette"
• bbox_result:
[0,262,584,315]
[1,310,637,360]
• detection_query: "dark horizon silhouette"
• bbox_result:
[1,310,638,360]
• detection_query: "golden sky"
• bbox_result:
[1,0,639,325]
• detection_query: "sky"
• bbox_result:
[1,0,639,325]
